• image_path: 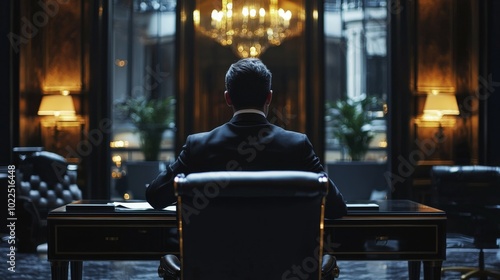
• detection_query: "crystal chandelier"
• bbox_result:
[194,0,304,58]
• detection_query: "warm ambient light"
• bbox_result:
[38,94,76,117]
[422,92,459,121]
[110,140,130,148]
[193,0,303,58]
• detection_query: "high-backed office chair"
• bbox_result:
[431,165,500,279]
[158,171,340,280]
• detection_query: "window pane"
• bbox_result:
[110,0,176,200]
[324,0,388,162]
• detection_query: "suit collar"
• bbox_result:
[233,109,266,117]
[230,113,269,125]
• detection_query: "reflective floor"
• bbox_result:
[2,239,500,280]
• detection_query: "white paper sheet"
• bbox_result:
[112,202,176,211]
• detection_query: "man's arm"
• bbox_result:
[302,135,347,219]
[146,138,191,209]
[146,160,183,209]
[324,178,347,219]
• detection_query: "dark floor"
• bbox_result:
[2,239,500,279]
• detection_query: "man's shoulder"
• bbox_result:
[187,122,308,141]
[272,125,307,138]
[186,123,227,141]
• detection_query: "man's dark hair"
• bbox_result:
[225,58,272,110]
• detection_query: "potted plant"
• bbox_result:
[117,96,175,161]
[326,94,379,161]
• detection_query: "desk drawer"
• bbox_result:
[52,224,178,258]
[325,223,441,259]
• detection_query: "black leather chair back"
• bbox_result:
[431,165,500,206]
[431,165,500,240]
[174,171,328,280]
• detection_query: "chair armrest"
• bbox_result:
[322,254,340,279]
[158,254,180,280]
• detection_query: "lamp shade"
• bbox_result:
[423,93,459,121]
[38,95,76,116]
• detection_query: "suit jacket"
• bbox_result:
[146,113,347,218]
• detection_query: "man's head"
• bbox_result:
[224,58,272,113]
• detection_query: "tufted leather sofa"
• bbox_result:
[16,151,82,251]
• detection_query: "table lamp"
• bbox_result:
[421,90,459,139]
[422,91,459,121]
[38,94,76,118]
[38,93,77,153]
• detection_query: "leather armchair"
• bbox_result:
[431,165,500,279]
[16,151,82,251]
[158,171,340,280]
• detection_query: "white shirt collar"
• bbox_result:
[233,109,266,117]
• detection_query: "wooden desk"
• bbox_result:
[326,200,446,280]
[47,200,446,280]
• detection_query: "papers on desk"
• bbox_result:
[346,203,379,211]
[65,203,115,212]
[112,202,176,212]
[165,205,176,211]
[112,202,378,212]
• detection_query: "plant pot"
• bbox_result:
[327,162,388,201]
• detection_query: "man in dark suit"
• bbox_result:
[146,58,347,219]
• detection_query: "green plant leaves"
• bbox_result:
[117,96,175,161]
[326,95,380,161]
